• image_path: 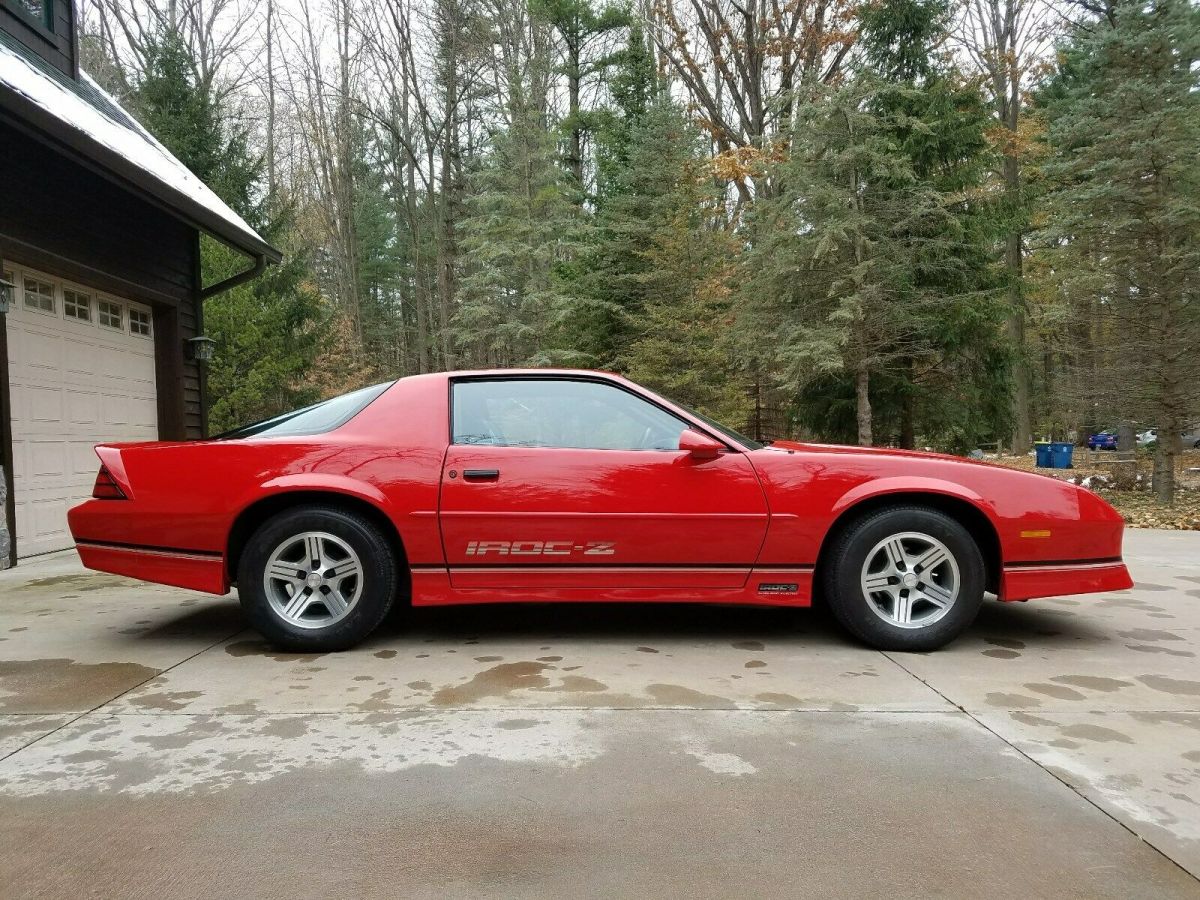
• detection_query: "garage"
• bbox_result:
[4,263,158,557]
[0,26,280,568]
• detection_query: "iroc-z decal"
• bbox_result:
[757,582,799,594]
[465,540,616,557]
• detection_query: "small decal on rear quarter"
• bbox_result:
[757,582,799,594]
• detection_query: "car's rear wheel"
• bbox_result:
[822,506,984,652]
[237,506,397,651]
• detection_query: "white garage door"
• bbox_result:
[5,264,158,558]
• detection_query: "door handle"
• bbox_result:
[463,469,500,481]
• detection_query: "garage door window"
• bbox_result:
[64,289,92,322]
[23,277,55,313]
[129,307,152,336]
[98,299,122,330]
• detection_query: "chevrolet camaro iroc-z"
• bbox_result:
[69,370,1133,652]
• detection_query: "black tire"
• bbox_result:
[237,506,398,652]
[821,506,985,652]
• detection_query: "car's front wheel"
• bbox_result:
[237,506,398,651]
[822,506,985,652]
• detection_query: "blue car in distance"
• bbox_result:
[1087,431,1118,451]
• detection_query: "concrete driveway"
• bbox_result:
[1,530,1198,899]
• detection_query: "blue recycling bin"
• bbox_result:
[1049,441,1074,469]
[1034,442,1052,468]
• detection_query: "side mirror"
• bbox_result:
[679,428,723,460]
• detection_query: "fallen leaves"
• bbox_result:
[986,450,1200,530]
[1101,492,1200,531]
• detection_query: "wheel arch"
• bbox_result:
[226,490,411,597]
[815,491,1002,596]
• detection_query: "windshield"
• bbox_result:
[217,382,393,439]
[671,400,764,450]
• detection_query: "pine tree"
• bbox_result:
[456,91,590,366]
[1039,0,1200,500]
[594,21,658,206]
[354,143,407,375]
[204,235,324,431]
[742,0,1006,449]
[577,98,686,368]
[552,23,665,369]
[615,104,750,425]
[132,26,323,432]
[530,0,630,193]
[857,0,1010,450]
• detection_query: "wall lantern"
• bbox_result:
[185,334,217,362]
[0,277,13,315]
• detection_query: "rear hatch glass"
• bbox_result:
[216,382,393,439]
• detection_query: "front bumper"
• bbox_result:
[1000,560,1133,602]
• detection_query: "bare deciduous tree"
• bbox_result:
[647,0,855,203]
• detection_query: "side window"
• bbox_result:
[452,379,690,451]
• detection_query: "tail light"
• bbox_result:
[92,466,127,499]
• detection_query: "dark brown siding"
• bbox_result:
[0,117,194,304]
[1,0,76,78]
[183,244,204,437]
[0,115,206,439]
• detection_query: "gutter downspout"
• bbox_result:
[200,253,267,299]
[194,250,269,438]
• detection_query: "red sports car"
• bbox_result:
[68,370,1132,652]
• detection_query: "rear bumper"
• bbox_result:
[1000,559,1133,602]
[75,541,229,595]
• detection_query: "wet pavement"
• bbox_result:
[1,530,1198,898]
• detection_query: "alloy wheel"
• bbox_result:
[859,531,960,629]
[263,531,364,629]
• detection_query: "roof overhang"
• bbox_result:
[0,38,281,265]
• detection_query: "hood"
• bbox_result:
[762,440,998,468]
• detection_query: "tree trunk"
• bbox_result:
[899,399,915,449]
[336,2,362,356]
[1005,159,1031,451]
[265,0,276,198]
[899,357,915,449]
[436,19,460,370]
[437,143,457,369]
[407,160,429,374]
[1151,287,1180,503]
[423,144,441,369]
[1153,439,1175,503]
[567,35,583,189]
[856,366,872,447]
[1114,423,1134,452]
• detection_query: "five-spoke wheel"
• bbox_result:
[859,532,959,629]
[823,506,984,651]
[238,506,397,651]
[264,532,364,629]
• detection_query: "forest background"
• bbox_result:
[80,0,1200,500]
